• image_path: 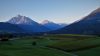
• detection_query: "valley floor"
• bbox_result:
[0,34,100,56]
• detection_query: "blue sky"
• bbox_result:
[0,0,99,23]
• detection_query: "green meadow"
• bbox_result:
[0,34,100,56]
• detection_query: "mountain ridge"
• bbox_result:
[48,7,100,35]
[7,15,50,33]
[41,20,67,30]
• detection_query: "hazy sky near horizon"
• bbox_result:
[0,0,100,23]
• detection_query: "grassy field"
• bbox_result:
[74,47,100,56]
[48,37,100,51]
[0,38,74,56]
[0,34,100,56]
[42,34,100,56]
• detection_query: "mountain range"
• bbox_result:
[5,15,66,33]
[48,8,100,35]
[41,20,67,30]
[7,15,51,33]
[0,7,100,35]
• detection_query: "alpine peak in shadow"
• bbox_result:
[49,7,100,35]
[0,22,24,33]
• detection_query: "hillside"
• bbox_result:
[0,22,24,33]
[48,8,100,35]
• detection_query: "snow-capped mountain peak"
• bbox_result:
[7,15,37,25]
[7,15,50,32]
